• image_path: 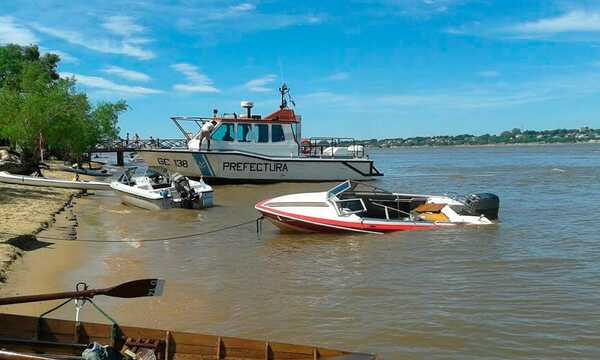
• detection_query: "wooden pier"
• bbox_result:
[94,138,186,166]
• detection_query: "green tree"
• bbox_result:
[0,44,127,172]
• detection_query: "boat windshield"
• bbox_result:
[327,180,353,198]
[118,166,171,185]
[118,167,139,185]
[145,166,171,185]
[333,198,367,215]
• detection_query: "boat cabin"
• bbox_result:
[171,84,368,159]
[186,107,301,157]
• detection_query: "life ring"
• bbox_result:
[301,140,311,154]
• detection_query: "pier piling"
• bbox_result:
[116,149,124,167]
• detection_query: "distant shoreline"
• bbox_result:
[369,141,600,149]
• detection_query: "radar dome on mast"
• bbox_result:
[241,101,254,118]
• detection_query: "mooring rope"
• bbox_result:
[0,218,260,244]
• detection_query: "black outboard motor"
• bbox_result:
[172,173,199,209]
[462,193,500,220]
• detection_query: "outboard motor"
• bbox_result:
[462,193,500,220]
[172,173,199,209]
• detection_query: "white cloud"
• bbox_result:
[102,16,145,36]
[171,63,219,93]
[171,84,219,93]
[508,11,600,35]
[243,74,277,92]
[363,0,464,17]
[0,16,38,45]
[229,3,256,13]
[62,72,162,95]
[174,3,325,36]
[32,21,155,60]
[477,70,499,78]
[327,72,349,81]
[300,69,600,112]
[301,91,350,104]
[103,66,150,82]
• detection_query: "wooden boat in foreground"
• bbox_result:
[0,280,375,360]
[0,313,374,360]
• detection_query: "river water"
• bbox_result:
[11,145,600,359]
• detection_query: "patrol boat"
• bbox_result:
[138,84,382,182]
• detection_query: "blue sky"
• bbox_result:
[2,0,600,139]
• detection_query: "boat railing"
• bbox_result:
[170,117,213,141]
[95,138,188,152]
[302,137,367,159]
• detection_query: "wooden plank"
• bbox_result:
[166,343,215,355]
[267,343,315,356]
[167,332,218,347]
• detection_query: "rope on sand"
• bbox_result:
[0,218,261,244]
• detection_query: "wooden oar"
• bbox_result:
[0,279,164,306]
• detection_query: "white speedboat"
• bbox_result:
[137,84,382,182]
[255,180,499,234]
[110,167,213,210]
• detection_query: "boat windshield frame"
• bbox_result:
[170,117,213,141]
[118,166,138,185]
[332,197,367,216]
[327,180,353,199]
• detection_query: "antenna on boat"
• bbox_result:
[279,83,296,109]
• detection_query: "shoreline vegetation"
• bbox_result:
[0,44,126,174]
[361,127,600,148]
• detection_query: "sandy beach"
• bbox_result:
[0,167,94,283]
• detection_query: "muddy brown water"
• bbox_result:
[3,144,600,359]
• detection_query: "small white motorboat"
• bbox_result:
[255,180,499,234]
[0,171,111,191]
[110,167,214,210]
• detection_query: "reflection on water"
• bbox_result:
[38,145,600,358]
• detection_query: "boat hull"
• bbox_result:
[138,149,382,182]
[0,171,111,190]
[0,313,375,360]
[256,200,440,234]
[115,190,172,210]
[113,188,214,211]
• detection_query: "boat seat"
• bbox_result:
[365,197,425,219]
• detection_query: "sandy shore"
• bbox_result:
[0,167,96,283]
